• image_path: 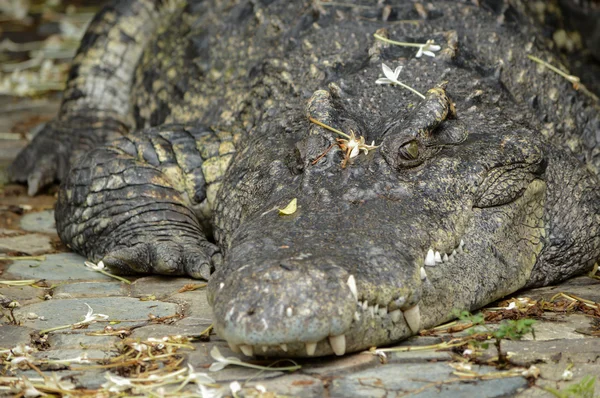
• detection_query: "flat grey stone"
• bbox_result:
[209,366,283,383]
[46,333,120,350]
[131,276,201,299]
[34,348,112,362]
[53,281,128,298]
[15,369,108,389]
[0,285,43,304]
[0,228,21,236]
[247,374,325,397]
[131,323,211,340]
[519,314,591,341]
[329,362,528,398]
[168,291,213,321]
[4,253,113,281]
[14,297,179,331]
[302,351,379,376]
[20,210,57,235]
[0,325,34,348]
[0,234,53,255]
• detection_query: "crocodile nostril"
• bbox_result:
[247,308,256,316]
[279,261,293,271]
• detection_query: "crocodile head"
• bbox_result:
[207,81,599,357]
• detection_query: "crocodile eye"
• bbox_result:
[398,140,419,160]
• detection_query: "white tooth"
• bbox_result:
[434,251,442,263]
[460,239,465,248]
[306,342,317,356]
[329,335,346,356]
[369,306,375,318]
[262,346,268,353]
[286,307,293,317]
[347,275,358,301]
[424,249,436,266]
[452,249,457,256]
[374,304,379,314]
[280,344,288,352]
[420,267,427,280]
[354,311,361,321]
[403,305,421,334]
[228,342,241,353]
[378,307,387,316]
[390,309,402,323]
[239,344,254,357]
[219,283,225,290]
[362,300,368,311]
[443,253,449,262]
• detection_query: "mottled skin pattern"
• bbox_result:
[9,0,600,357]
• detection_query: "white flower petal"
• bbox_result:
[428,44,441,51]
[382,63,396,81]
[209,362,228,372]
[415,47,423,58]
[349,145,360,159]
[230,381,241,393]
[375,78,393,85]
[422,50,436,57]
[393,66,403,79]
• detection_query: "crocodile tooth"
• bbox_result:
[434,251,442,263]
[443,253,449,262]
[420,267,427,280]
[458,239,465,253]
[374,304,379,314]
[306,342,317,356]
[378,307,387,316]
[390,309,402,323]
[219,283,225,290]
[262,346,268,353]
[239,344,253,357]
[329,335,346,356]
[362,300,368,311]
[424,249,436,266]
[452,249,458,256]
[403,305,421,333]
[347,275,358,301]
[228,342,241,353]
[369,306,375,318]
[286,307,292,317]
[280,344,288,352]
[354,311,361,321]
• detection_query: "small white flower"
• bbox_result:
[415,40,441,58]
[131,343,148,353]
[84,260,105,271]
[77,303,109,325]
[230,381,241,394]
[198,384,224,398]
[209,346,239,372]
[184,364,215,385]
[561,369,573,381]
[255,384,267,393]
[102,373,133,393]
[376,63,403,85]
[463,349,473,357]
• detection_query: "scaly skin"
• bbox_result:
[11,0,600,357]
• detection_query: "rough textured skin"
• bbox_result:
[10,0,600,357]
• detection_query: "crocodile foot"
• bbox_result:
[101,239,221,280]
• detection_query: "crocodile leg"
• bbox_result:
[55,124,234,280]
[9,0,184,195]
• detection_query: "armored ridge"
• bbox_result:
[10,0,600,357]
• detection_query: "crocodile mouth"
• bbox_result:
[210,238,470,358]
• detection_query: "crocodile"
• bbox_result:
[9,0,600,357]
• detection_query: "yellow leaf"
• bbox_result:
[278,198,297,215]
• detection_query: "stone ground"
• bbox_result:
[0,97,599,397]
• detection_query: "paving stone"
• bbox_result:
[53,281,128,298]
[4,253,113,281]
[0,325,34,348]
[168,291,213,321]
[302,351,380,376]
[131,276,200,299]
[502,338,600,366]
[0,285,44,304]
[0,228,22,236]
[46,333,121,350]
[385,336,453,363]
[20,210,57,235]
[33,348,113,362]
[209,367,284,383]
[0,234,53,255]
[131,323,211,341]
[329,362,528,398]
[519,314,591,341]
[522,276,600,303]
[15,369,108,389]
[14,297,179,331]
[247,374,325,397]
